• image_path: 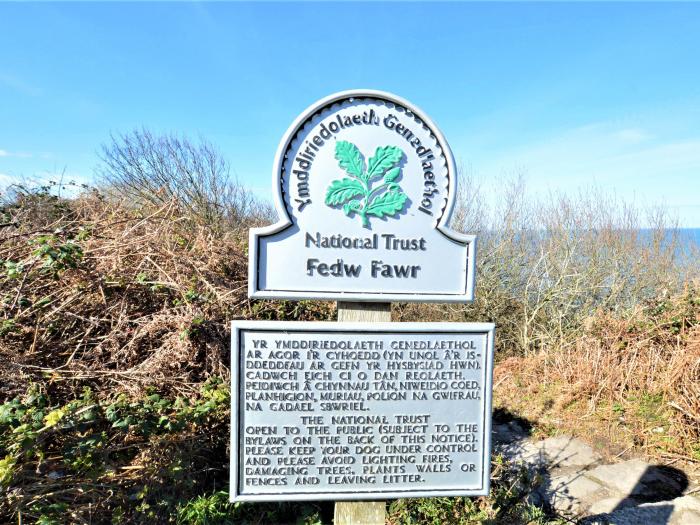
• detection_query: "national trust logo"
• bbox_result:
[324,140,408,228]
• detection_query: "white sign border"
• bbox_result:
[230,321,495,502]
[248,89,477,303]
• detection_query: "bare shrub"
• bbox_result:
[0,189,331,401]
[399,173,695,356]
[1,180,95,232]
[495,287,700,459]
[96,128,275,233]
[433,172,700,461]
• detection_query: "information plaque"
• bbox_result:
[230,321,495,502]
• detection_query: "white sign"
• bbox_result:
[249,90,476,302]
[230,321,495,502]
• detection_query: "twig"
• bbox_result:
[28,317,41,354]
[668,401,700,422]
[614,445,633,459]
[64,326,94,367]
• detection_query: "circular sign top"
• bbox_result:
[250,90,475,303]
[272,90,457,230]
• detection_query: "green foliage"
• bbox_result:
[249,299,334,322]
[176,491,239,524]
[0,380,232,521]
[33,502,69,525]
[104,379,229,437]
[176,493,325,525]
[633,392,668,426]
[2,175,696,523]
[181,316,205,339]
[0,377,337,523]
[0,319,17,337]
[691,444,700,462]
[31,234,83,275]
[387,455,563,525]
[4,260,23,279]
[0,455,17,488]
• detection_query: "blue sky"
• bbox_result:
[2,2,699,225]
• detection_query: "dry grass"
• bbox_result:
[437,175,694,356]
[0,185,334,523]
[493,288,700,465]
[0,187,331,402]
[401,175,700,468]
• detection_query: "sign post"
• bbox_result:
[234,90,493,524]
[335,302,390,525]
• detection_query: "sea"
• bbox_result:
[643,228,700,257]
[677,228,700,248]
[653,229,700,279]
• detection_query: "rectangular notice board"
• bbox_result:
[230,321,495,502]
